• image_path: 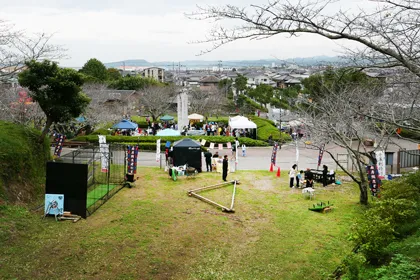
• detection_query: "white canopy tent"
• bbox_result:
[188,113,204,121]
[229,116,257,129]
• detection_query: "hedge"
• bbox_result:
[250,116,292,142]
[90,128,112,135]
[72,135,269,147]
[399,129,420,140]
[117,142,208,152]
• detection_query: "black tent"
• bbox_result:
[172,138,202,172]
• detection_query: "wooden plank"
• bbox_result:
[230,180,237,210]
[189,192,229,211]
[189,181,234,193]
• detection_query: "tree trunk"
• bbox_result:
[39,117,53,143]
[358,181,369,205]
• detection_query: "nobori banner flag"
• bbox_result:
[53,133,66,157]
[127,145,139,174]
[374,150,386,178]
[366,165,381,197]
[100,144,109,173]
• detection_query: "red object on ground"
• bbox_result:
[276,167,281,177]
[270,163,274,172]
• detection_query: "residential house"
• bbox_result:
[84,88,137,116]
[245,73,276,88]
[141,67,165,83]
[199,75,220,91]
[116,66,165,82]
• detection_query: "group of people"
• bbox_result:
[203,151,230,181]
[288,164,330,188]
[183,122,254,138]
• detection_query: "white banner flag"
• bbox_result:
[209,143,215,149]
[100,144,109,173]
[98,135,108,172]
[156,139,161,162]
[375,150,386,177]
[98,135,106,144]
[201,139,206,146]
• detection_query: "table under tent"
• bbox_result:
[46,144,127,218]
[172,138,202,172]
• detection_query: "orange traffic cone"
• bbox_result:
[276,167,281,177]
[269,163,274,172]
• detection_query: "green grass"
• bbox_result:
[87,184,118,208]
[0,121,50,203]
[0,168,363,279]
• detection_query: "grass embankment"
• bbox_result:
[0,121,50,204]
[1,167,362,279]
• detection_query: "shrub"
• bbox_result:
[72,135,269,147]
[0,121,50,203]
[90,128,112,135]
[399,128,420,140]
[250,116,292,142]
[349,172,420,263]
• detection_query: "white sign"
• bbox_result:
[375,150,386,177]
[98,135,109,172]
[100,143,109,173]
[98,135,106,144]
[156,139,161,162]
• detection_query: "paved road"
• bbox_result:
[56,137,418,172]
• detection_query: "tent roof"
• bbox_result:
[156,129,181,136]
[173,138,201,147]
[112,119,138,129]
[160,115,174,121]
[230,115,249,122]
[229,117,257,129]
[188,113,204,120]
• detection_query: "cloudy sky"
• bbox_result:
[0,0,374,66]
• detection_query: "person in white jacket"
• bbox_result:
[289,164,297,188]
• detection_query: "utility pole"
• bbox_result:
[218,60,223,73]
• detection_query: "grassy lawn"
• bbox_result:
[0,168,363,280]
[87,184,119,208]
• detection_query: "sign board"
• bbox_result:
[45,194,64,216]
[374,150,386,178]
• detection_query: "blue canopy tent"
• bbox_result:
[112,120,138,129]
[156,129,181,136]
[160,115,174,122]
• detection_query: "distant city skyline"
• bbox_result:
[0,0,374,67]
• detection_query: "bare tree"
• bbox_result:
[0,20,66,81]
[300,84,394,204]
[139,85,177,121]
[188,87,227,118]
[83,83,128,130]
[189,1,420,76]
[0,86,45,126]
[189,0,420,205]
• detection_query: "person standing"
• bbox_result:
[322,165,328,187]
[222,155,229,181]
[204,150,213,172]
[289,164,297,188]
[242,144,246,157]
[296,170,304,188]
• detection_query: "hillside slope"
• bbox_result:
[0,121,50,203]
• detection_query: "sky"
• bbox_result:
[0,0,378,67]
